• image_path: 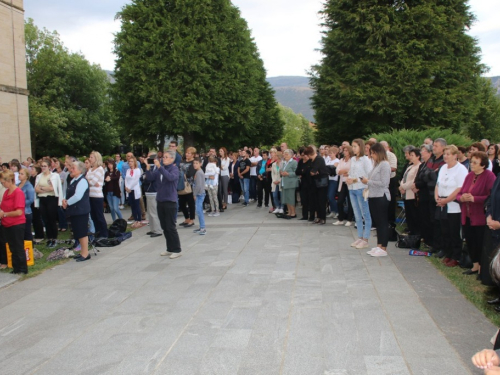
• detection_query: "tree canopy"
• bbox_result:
[25,19,119,158]
[113,0,283,151]
[278,104,315,150]
[310,0,499,143]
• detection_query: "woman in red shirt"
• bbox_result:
[0,170,27,274]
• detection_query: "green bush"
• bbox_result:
[370,128,472,175]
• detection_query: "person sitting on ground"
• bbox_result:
[62,161,91,262]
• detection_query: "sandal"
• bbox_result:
[313,219,320,224]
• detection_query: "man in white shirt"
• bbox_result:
[249,147,262,202]
[381,141,398,224]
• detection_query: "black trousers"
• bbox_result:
[179,192,195,220]
[337,183,354,222]
[463,219,485,264]
[311,185,327,220]
[388,177,398,223]
[31,204,44,239]
[440,212,462,260]
[39,196,59,239]
[404,199,420,235]
[4,224,27,273]
[417,198,433,246]
[257,177,270,206]
[0,226,7,265]
[369,197,390,247]
[90,197,108,237]
[24,214,33,241]
[157,201,181,253]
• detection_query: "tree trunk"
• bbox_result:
[156,132,166,152]
[183,132,195,149]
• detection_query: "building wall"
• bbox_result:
[0,0,31,163]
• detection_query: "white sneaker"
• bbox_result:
[367,247,378,255]
[333,220,345,226]
[208,212,214,217]
[351,239,362,247]
[160,251,172,256]
[278,208,284,214]
[370,248,388,257]
[345,221,352,227]
[119,205,124,210]
[272,208,280,214]
[169,253,182,259]
[327,212,335,218]
[213,212,220,217]
[355,240,369,249]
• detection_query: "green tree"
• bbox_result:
[278,104,315,150]
[26,19,119,158]
[113,0,283,151]
[310,0,489,143]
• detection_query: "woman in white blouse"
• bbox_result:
[219,147,230,210]
[347,139,373,249]
[86,151,108,237]
[399,148,421,235]
[125,157,143,228]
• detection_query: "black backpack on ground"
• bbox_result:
[108,219,127,238]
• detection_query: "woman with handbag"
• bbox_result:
[361,143,391,257]
[280,149,299,219]
[305,146,330,224]
[347,139,373,249]
[435,145,468,267]
[399,148,421,235]
[178,147,196,227]
[457,151,495,275]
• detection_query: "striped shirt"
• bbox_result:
[86,166,105,198]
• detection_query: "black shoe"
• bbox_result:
[488,297,500,305]
[257,205,262,208]
[434,250,445,258]
[76,254,91,262]
[74,254,83,260]
[219,208,224,212]
[179,222,188,226]
[462,269,479,275]
[265,205,269,208]
[150,233,162,238]
[146,231,153,235]
[48,240,56,248]
[299,217,308,221]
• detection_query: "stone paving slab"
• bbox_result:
[0,202,495,374]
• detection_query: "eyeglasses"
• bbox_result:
[41,165,48,168]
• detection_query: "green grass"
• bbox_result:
[427,256,500,327]
[1,223,138,282]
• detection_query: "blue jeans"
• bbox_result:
[107,192,123,221]
[272,189,282,209]
[327,179,339,214]
[349,189,372,239]
[120,178,125,205]
[239,178,249,204]
[196,193,206,229]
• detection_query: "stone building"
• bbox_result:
[0,0,31,162]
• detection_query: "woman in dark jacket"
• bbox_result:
[305,146,330,224]
[29,165,44,242]
[295,149,313,221]
[104,159,123,221]
[413,144,434,248]
[178,147,197,227]
[229,152,241,205]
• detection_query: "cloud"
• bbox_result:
[24,0,500,76]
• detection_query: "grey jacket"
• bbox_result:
[367,161,391,200]
[193,169,206,196]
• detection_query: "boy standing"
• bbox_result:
[192,158,207,235]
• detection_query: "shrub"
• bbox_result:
[370,128,472,175]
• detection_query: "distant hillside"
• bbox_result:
[489,76,500,96]
[267,76,314,121]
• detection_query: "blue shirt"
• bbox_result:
[20,181,35,215]
[67,176,89,205]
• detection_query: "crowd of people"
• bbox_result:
[2,137,500,285]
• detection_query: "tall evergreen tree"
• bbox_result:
[310,0,491,143]
[113,0,283,151]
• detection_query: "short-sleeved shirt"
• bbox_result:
[387,151,398,179]
[37,173,55,198]
[436,162,468,213]
[1,188,26,227]
[239,158,251,179]
[249,156,262,176]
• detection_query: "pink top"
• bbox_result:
[457,170,496,226]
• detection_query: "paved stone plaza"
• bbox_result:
[0,204,496,374]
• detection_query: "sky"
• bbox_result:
[24,0,500,78]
